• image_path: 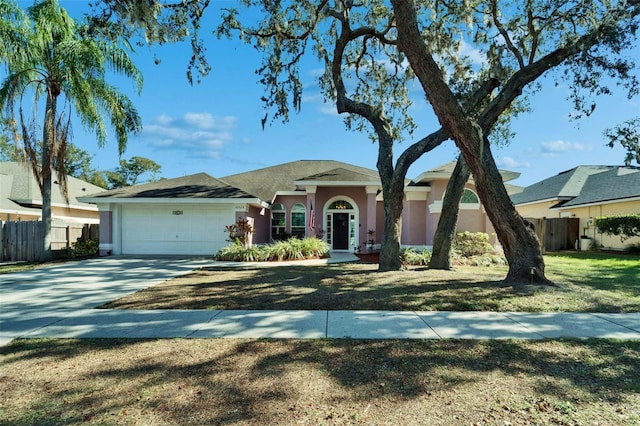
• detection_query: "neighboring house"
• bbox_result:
[80,160,521,256]
[512,165,640,250]
[0,161,102,224]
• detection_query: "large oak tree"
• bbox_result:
[84,0,638,284]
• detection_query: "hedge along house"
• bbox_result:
[511,165,640,251]
[80,160,522,256]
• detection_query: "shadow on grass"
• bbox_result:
[1,338,639,424]
[101,259,640,312]
[100,264,523,311]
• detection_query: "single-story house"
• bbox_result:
[512,165,640,250]
[0,161,102,224]
[80,160,522,256]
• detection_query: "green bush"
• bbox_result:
[452,231,495,257]
[596,215,640,241]
[68,239,99,259]
[626,243,640,254]
[214,242,267,262]
[451,251,507,266]
[215,238,329,262]
[401,247,432,266]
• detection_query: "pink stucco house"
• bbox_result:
[79,160,521,256]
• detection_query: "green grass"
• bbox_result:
[0,262,40,274]
[545,251,640,290]
[102,251,640,312]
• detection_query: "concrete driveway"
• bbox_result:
[0,256,210,345]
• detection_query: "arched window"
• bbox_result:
[271,203,286,240]
[290,203,306,238]
[460,189,479,204]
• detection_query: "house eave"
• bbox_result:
[414,169,520,184]
[513,197,568,207]
[294,180,381,187]
[78,197,269,208]
[9,198,98,212]
[551,195,640,210]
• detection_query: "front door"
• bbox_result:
[333,212,350,250]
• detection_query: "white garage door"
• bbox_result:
[121,204,234,255]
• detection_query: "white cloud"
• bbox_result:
[540,140,588,154]
[183,112,237,130]
[458,39,485,65]
[496,156,530,168]
[141,112,238,157]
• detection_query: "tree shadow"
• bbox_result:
[2,338,639,424]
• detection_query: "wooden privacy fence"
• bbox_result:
[526,217,580,253]
[0,221,99,262]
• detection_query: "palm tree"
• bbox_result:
[0,0,142,261]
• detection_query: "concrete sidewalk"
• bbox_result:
[1,255,640,346]
[3,309,640,345]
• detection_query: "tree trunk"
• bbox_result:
[467,138,551,285]
[392,0,552,285]
[378,184,404,271]
[429,156,470,270]
[40,92,56,262]
[376,134,405,272]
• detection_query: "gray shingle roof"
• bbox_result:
[510,166,616,205]
[85,173,256,199]
[222,160,380,202]
[511,165,640,207]
[296,167,381,184]
[561,167,640,207]
[0,161,103,210]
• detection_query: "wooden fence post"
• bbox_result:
[0,221,4,262]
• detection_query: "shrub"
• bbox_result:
[299,237,330,258]
[215,238,329,262]
[626,243,640,254]
[68,239,99,259]
[452,231,495,257]
[224,218,254,246]
[451,252,507,266]
[596,215,640,242]
[401,247,432,266]
[214,242,266,262]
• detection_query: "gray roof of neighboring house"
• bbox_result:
[84,173,257,200]
[0,161,103,212]
[560,167,640,207]
[222,160,380,202]
[511,165,640,206]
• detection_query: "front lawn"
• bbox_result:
[101,252,640,312]
[1,338,638,425]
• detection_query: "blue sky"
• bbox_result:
[10,1,640,187]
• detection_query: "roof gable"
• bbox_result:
[222,160,380,202]
[0,161,103,210]
[511,165,614,205]
[85,173,256,199]
[412,161,520,184]
[560,167,640,207]
[295,167,381,184]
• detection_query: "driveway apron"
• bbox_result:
[0,256,209,345]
